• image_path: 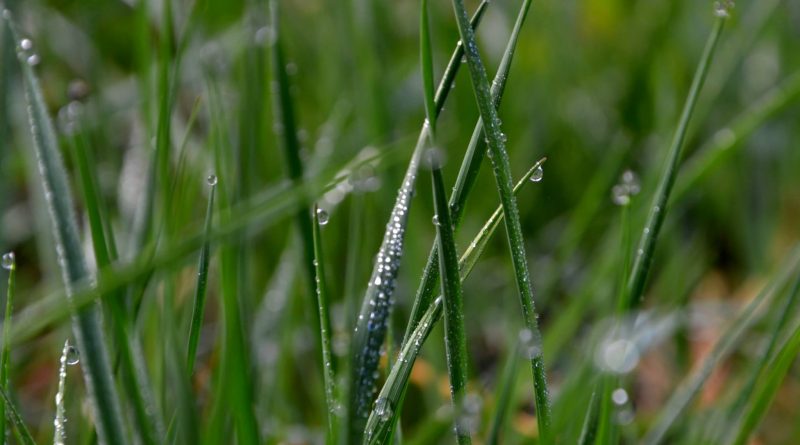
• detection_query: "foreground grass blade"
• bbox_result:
[346,4,489,440]
[363,161,544,442]
[187,177,217,372]
[0,386,37,445]
[642,246,800,445]
[2,12,129,445]
[312,204,338,444]
[403,0,533,345]
[625,14,727,309]
[53,340,71,445]
[431,163,472,445]
[0,251,15,441]
[448,0,551,439]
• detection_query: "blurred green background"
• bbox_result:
[0,0,799,443]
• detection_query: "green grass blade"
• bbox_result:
[312,204,339,444]
[0,385,37,445]
[186,176,216,373]
[625,15,726,309]
[346,4,489,440]
[0,251,15,442]
[431,162,472,445]
[642,246,800,445]
[448,0,551,440]
[403,0,533,352]
[577,391,600,445]
[486,341,522,445]
[420,0,436,133]
[53,340,71,445]
[363,161,543,442]
[2,11,130,445]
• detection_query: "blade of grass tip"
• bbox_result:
[420,0,436,133]
[642,246,800,445]
[0,251,16,442]
[431,160,472,445]
[448,0,551,440]
[186,175,217,373]
[0,386,37,445]
[346,3,489,440]
[312,204,339,444]
[363,161,545,442]
[486,341,522,445]
[2,11,130,445]
[728,275,800,445]
[625,10,727,309]
[578,391,600,445]
[403,0,532,344]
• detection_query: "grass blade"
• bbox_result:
[0,386,37,445]
[312,204,339,444]
[363,161,544,442]
[346,4,489,440]
[577,391,600,445]
[0,251,15,442]
[431,161,472,445]
[420,0,436,132]
[53,340,72,445]
[186,176,217,372]
[2,11,130,445]
[486,341,522,445]
[448,0,551,440]
[625,14,727,309]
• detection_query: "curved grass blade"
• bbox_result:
[625,15,726,309]
[363,161,544,442]
[0,386,37,445]
[431,162,472,445]
[448,0,551,439]
[0,251,15,441]
[186,177,216,373]
[312,204,339,444]
[486,341,522,445]
[642,246,800,445]
[346,4,489,440]
[2,11,129,445]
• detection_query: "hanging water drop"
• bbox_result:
[20,38,33,51]
[66,345,80,365]
[26,54,40,66]
[316,208,330,225]
[206,174,218,186]
[713,1,734,18]
[530,165,544,183]
[1,252,15,270]
[432,214,440,226]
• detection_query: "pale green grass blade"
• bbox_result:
[448,0,551,439]
[53,340,71,445]
[431,162,472,445]
[486,341,522,445]
[2,11,129,445]
[625,14,727,309]
[186,177,216,373]
[312,204,339,444]
[0,251,15,442]
[0,386,37,445]
[577,391,599,445]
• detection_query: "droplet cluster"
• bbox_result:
[612,169,641,206]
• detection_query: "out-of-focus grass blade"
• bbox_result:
[448,0,551,439]
[486,341,522,445]
[625,15,726,309]
[2,11,129,445]
[363,161,544,442]
[642,246,800,445]
[312,204,338,444]
[0,251,15,441]
[431,162,472,445]
[0,386,37,445]
[346,4,489,441]
[186,176,216,372]
[729,275,800,445]
[577,391,599,445]
[420,0,436,133]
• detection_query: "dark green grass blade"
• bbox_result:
[577,391,600,445]
[403,0,533,357]
[448,0,551,440]
[486,341,522,445]
[363,161,544,442]
[420,0,436,134]
[431,163,472,445]
[346,4,489,441]
[0,252,15,442]
[642,246,800,445]
[2,12,130,445]
[312,204,338,444]
[0,386,37,445]
[729,275,800,445]
[186,178,216,373]
[625,16,726,309]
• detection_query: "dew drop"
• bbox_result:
[26,53,40,66]
[66,346,80,365]
[375,397,393,421]
[316,208,329,225]
[612,388,629,405]
[612,185,630,206]
[432,214,440,226]
[530,165,544,183]
[1,252,15,270]
[713,1,734,18]
[206,174,218,186]
[20,38,33,51]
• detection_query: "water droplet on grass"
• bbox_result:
[316,208,329,225]
[26,53,40,66]
[432,214,440,226]
[1,252,15,270]
[20,38,33,51]
[375,397,393,421]
[530,165,544,182]
[66,346,80,365]
[206,174,218,186]
[612,388,629,405]
[713,1,734,18]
